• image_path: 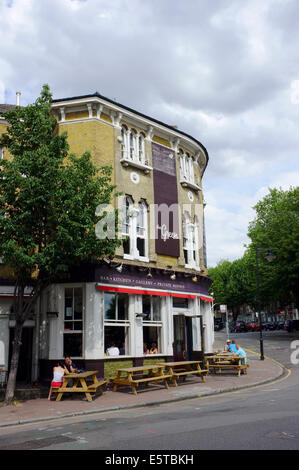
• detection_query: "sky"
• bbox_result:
[0,0,298,267]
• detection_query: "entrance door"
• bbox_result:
[173,315,186,361]
[9,327,33,383]
[173,315,194,361]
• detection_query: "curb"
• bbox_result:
[0,361,286,428]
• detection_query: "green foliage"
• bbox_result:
[247,186,299,307]
[208,256,252,318]
[0,84,122,404]
[104,361,133,380]
[0,84,120,289]
[209,187,299,314]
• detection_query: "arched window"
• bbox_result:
[129,129,137,161]
[122,195,133,255]
[179,150,195,184]
[183,212,199,269]
[121,125,128,159]
[136,200,148,258]
[120,125,148,168]
[183,212,190,265]
[138,133,145,164]
[122,196,148,260]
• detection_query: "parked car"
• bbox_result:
[232,321,249,333]
[267,321,276,330]
[247,321,260,332]
[284,320,299,332]
[284,320,293,332]
[275,321,285,330]
[262,321,276,330]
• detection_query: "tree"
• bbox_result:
[0,85,120,404]
[247,187,299,309]
[208,256,252,321]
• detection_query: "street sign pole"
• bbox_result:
[220,305,229,340]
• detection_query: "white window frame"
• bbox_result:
[63,286,84,358]
[142,295,163,354]
[122,196,149,262]
[104,291,130,356]
[179,150,201,191]
[120,125,151,173]
[183,213,200,270]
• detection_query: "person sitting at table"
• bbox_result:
[107,343,120,356]
[64,356,78,374]
[149,343,158,354]
[48,362,67,400]
[234,344,247,365]
[63,356,78,389]
[143,343,149,354]
[225,339,237,353]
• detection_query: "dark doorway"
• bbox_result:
[173,315,185,361]
[173,315,194,361]
[9,327,33,383]
[185,317,193,361]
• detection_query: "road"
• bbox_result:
[0,330,299,454]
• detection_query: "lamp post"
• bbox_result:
[255,247,276,360]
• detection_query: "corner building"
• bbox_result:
[1,94,214,383]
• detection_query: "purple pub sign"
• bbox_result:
[152,143,180,258]
[95,266,211,296]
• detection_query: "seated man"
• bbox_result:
[225,339,237,353]
[64,356,78,389]
[235,344,247,365]
[64,356,78,373]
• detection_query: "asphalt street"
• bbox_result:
[0,330,298,453]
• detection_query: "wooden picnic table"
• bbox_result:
[112,364,172,395]
[205,355,248,377]
[54,371,107,402]
[162,361,209,387]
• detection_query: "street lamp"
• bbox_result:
[255,247,276,360]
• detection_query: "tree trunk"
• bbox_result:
[4,319,24,405]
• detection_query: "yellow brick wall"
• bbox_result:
[58,119,115,188]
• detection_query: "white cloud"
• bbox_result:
[0,0,298,267]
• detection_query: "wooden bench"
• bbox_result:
[52,371,107,402]
[112,365,173,395]
[162,361,209,387]
[206,356,248,377]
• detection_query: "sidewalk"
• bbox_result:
[0,352,285,428]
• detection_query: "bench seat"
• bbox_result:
[208,363,248,377]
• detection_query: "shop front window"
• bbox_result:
[142,295,162,354]
[64,287,83,357]
[104,292,129,355]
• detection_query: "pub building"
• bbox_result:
[0,92,214,384]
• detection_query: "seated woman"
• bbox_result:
[149,343,158,354]
[48,362,68,400]
[143,343,149,354]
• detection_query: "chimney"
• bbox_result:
[16,91,21,106]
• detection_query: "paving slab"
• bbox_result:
[0,352,284,428]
